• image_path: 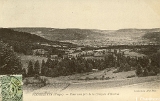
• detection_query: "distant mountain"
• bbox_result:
[112,28,160,37]
[116,28,160,32]
[11,27,160,41]
[12,28,106,41]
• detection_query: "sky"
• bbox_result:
[0,0,160,30]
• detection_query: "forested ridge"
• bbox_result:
[0,28,50,43]
[0,28,67,55]
[143,32,160,43]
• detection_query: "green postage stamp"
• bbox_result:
[0,75,23,101]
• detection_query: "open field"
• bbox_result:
[50,68,136,82]
[65,75,160,91]
[23,75,160,94]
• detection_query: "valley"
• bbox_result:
[1,27,160,93]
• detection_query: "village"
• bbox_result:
[32,43,146,61]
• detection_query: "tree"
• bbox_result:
[27,61,34,76]
[0,42,22,75]
[22,68,27,78]
[143,68,148,76]
[81,62,86,72]
[135,64,143,76]
[118,63,124,72]
[45,58,53,68]
[152,65,159,75]
[75,61,82,73]
[41,59,46,76]
[99,62,105,70]
[123,63,131,72]
[34,60,40,75]
[86,63,93,72]
[157,51,160,67]
[46,68,58,77]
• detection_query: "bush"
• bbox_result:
[40,78,48,86]
[105,77,110,80]
[135,65,143,76]
[93,77,98,80]
[24,78,29,85]
[123,63,131,72]
[142,68,148,76]
[148,71,157,76]
[85,77,90,80]
[113,70,119,73]
[107,69,110,72]
[34,74,40,79]
[85,77,92,80]
[127,75,136,78]
[101,75,105,80]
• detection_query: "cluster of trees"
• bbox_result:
[0,41,22,74]
[114,52,160,76]
[24,58,94,77]
[135,50,160,77]
[24,54,117,77]
[23,49,160,78]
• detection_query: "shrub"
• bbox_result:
[93,77,98,80]
[135,64,143,76]
[85,77,93,80]
[34,74,40,79]
[113,70,119,73]
[24,78,29,85]
[107,69,110,72]
[85,77,90,80]
[40,78,48,86]
[127,75,136,78]
[101,75,105,80]
[142,68,148,76]
[105,77,110,80]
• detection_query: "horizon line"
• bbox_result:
[1,27,160,31]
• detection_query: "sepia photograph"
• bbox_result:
[0,0,160,101]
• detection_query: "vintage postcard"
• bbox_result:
[0,0,160,101]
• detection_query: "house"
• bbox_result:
[76,47,84,51]
[92,69,98,72]
[51,55,58,59]
[94,51,104,57]
[86,51,94,56]
[63,54,68,59]
[32,49,48,56]
[93,50,105,57]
